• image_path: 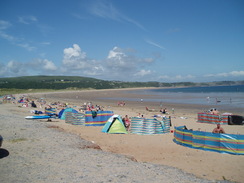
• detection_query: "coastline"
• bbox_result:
[28,87,244,116]
[1,88,244,182]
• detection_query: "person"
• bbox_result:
[124,115,131,130]
[212,124,225,133]
[209,108,219,115]
[31,101,37,108]
[160,108,167,114]
[212,108,219,115]
[137,113,141,118]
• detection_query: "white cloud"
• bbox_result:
[107,46,125,59]
[134,69,152,77]
[90,1,119,20]
[60,44,156,80]
[42,59,57,71]
[7,61,24,73]
[24,59,57,76]
[143,58,154,63]
[107,46,154,67]
[0,58,59,77]
[0,63,6,76]
[0,31,15,41]
[1,44,157,80]
[145,40,165,50]
[106,47,131,69]
[159,74,195,81]
[0,20,11,30]
[0,19,36,51]
[8,43,238,82]
[63,44,85,59]
[1,60,27,77]
[204,71,244,78]
[89,1,145,30]
[17,43,36,51]
[158,75,170,79]
[61,44,105,76]
[62,44,87,68]
[229,71,244,77]
[18,16,37,24]
[41,42,51,45]
[0,20,14,41]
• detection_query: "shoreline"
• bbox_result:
[28,87,243,116]
[2,88,244,182]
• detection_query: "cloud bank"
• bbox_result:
[0,43,243,82]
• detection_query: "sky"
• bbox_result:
[0,0,244,82]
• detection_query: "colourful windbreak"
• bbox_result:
[85,111,114,126]
[65,112,85,126]
[198,113,229,125]
[130,117,171,135]
[174,126,244,155]
[45,108,57,115]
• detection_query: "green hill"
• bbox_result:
[0,75,243,91]
[0,75,163,90]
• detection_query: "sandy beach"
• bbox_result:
[1,88,243,183]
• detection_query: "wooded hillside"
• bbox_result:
[0,75,243,90]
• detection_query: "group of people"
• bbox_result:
[117,101,126,106]
[209,108,220,115]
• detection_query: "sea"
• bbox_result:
[104,85,244,113]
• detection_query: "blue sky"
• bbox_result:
[0,0,243,82]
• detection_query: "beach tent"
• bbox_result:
[58,108,78,120]
[101,115,128,134]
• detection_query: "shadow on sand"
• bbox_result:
[0,148,9,159]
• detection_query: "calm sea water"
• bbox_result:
[147,85,244,93]
[105,85,244,112]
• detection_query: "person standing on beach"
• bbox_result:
[123,115,131,131]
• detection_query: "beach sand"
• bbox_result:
[1,88,244,182]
